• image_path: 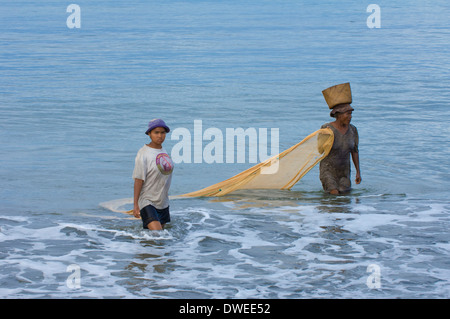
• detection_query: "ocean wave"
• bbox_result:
[1,196,449,298]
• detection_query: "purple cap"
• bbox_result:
[145,119,170,135]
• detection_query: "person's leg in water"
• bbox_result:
[147,220,163,230]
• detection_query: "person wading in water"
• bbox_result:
[319,83,361,195]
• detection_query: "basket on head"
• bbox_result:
[322,82,352,109]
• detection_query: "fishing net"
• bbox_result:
[180,127,334,197]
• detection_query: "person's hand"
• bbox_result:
[355,172,362,184]
[133,206,141,219]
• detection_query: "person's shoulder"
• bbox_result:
[349,124,358,132]
[321,122,333,129]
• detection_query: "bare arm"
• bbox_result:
[351,151,361,184]
[133,178,144,218]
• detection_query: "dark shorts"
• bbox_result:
[140,205,170,229]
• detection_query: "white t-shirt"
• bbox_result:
[132,145,174,210]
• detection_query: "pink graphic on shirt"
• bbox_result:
[156,153,174,175]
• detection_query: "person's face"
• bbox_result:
[149,127,167,145]
[337,110,352,125]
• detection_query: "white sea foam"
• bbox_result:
[1,197,449,298]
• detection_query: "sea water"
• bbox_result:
[0,0,449,298]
